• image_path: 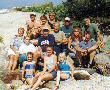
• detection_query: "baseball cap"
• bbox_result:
[65,17,70,21]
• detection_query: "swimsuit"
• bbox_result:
[25,62,35,79]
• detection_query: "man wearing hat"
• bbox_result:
[38,28,55,52]
[61,17,73,38]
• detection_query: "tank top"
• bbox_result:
[60,61,71,71]
[45,55,55,70]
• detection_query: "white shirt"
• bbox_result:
[19,43,37,54]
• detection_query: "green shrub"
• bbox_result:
[0,36,3,43]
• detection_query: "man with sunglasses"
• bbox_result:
[61,17,73,38]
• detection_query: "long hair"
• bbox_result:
[70,27,82,41]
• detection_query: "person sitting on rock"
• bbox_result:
[68,27,82,67]
[7,27,25,71]
[29,46,57,90]
[22,52,36,85]
[19,36,41,69]
[40,15,51,33]
[52,22,67,55]
[27,14,41,39]
[75,31,98,68]
[54,52,74,89]
[38,28,55,53]
[27,14,41,46]
[48,12,57,29]
[61,17,73,38]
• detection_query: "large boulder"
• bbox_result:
[73,70,90,80]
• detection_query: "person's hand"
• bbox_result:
[81,49,87,53]
[81,49,87,56]
[22,77,25,81]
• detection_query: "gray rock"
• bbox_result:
[73,70,90,80]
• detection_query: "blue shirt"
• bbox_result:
[60,61,70,71]
[38,34,55,52]
[79,39,96,49]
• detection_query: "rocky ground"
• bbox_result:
[0,11,110,90]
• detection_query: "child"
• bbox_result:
[55,52,74,90]
[22,52,36,85]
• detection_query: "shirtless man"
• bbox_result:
[27,14,41,39]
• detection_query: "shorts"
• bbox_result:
[52,71,57,78]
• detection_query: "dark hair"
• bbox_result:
[43,29,49,32]
[40,15,48,20]
[70,27,82,41]
[46,45,54,54]
[84,31,91,38]
[27,52,33,57]
[85,31,91,35]
[30,14,36,17]
[84,16,91,20]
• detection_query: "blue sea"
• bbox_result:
[0,0,65,9]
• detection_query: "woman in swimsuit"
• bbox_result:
[30,46,57,90]
[22,52,36,85]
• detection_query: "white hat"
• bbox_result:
[65,17,70,21]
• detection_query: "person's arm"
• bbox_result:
[87,44,98,53]
[93,24,103,41]
[10,37,17,53]
[10,45,17,53]
[75,44,87,53]
[87,40,98,52]
[42,57,47,73]
[68,39,76,53]
[48,55,57,73]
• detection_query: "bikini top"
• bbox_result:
[25,62,35,70]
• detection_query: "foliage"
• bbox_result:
[63,0,110,20]
[0,36,3,43]
[22,2,68,20]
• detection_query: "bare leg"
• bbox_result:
[31,72,41,86]
[31,73,53,90]
[90,51,96,64]
[26,78,34,85]
[55,71,60,90]
[7,55,14,71]
[60,72,70,80]
[12,54,19,70]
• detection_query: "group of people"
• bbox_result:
[6,12,109,90]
